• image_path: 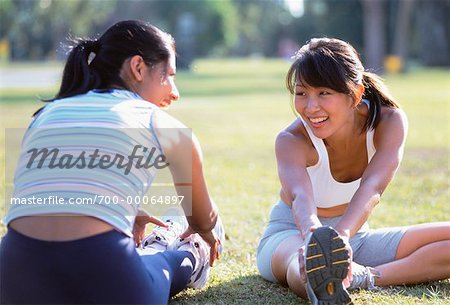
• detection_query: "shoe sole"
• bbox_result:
[304,226,353,305]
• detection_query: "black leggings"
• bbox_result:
[0,228,194,304]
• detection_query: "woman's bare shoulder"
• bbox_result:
[276,117,317,165]
[377,106,408,133]
[374,106,408,148]
[277,117,310,143]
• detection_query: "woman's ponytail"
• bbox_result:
[362,71,400,130]
[34,39,101,116]
[35,20,175,117]
[54,39,101,100]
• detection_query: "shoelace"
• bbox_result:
[142,220,181,248]
[349,265,378,290]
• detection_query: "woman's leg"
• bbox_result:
[373,222,450,286]
[140,250,195,296]
[139,217,214,293]
[272,228,352,304]
[271,234,308,298]
[0,228,181,304]
[258,201,351,300]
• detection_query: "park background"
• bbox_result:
[0,0,449,304]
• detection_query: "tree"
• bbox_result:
[285,0,363,51]
[103,0,238,68]
[392,0,416,70]
[231,0,287,56]
[361,0,387,73]
[415,0,450,66]
[1,0,115,61]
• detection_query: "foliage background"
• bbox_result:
[0,0,449,69]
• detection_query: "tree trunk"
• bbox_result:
[416,0,450,66]
[393,0,416,71]
[362,0,387,73]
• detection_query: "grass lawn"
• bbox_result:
[1,59,449,304]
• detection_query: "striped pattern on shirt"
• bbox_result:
[4,89,163,237]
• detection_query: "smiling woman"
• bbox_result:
[256,37,450,305]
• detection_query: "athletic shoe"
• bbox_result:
[304,226,353,305]
[348,263,378,291]
[140,219,183,251]
[175,234,210,289]
[213,216,225,255]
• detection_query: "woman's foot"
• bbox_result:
[175,234,211,289]
[139,219,183,252]
[304,226,352,305]
[348,263,378,290]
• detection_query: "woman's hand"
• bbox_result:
[132,210,168,247]
[298,225,320,283]
[298,222,321,285]
[298,245,308,283]
[340,234,353,288]
[180,226,221,267]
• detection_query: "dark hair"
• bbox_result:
[54,20,174,101]
[34,20,174,116]
[286,38,399,130]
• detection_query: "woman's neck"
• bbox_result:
[324,108,366,152]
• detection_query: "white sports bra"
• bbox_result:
[302,116,376,208]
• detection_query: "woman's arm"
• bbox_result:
[153,110,218,233]
[276,126,321,238]
[335,108,408,238]
[152,110,220,265]
[177,132,218,233]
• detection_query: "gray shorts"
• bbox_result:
[256,200,408,283]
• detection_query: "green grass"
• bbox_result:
[1,60,449,304]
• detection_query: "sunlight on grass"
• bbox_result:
[0,60,449,304]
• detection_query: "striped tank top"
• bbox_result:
[4,89,164,237]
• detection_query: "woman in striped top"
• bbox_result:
[1,20,221,304]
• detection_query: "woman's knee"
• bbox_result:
[271,234,303,284]
[286,258,307,299]
[256,250,278,283]
[432,240,450,263]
